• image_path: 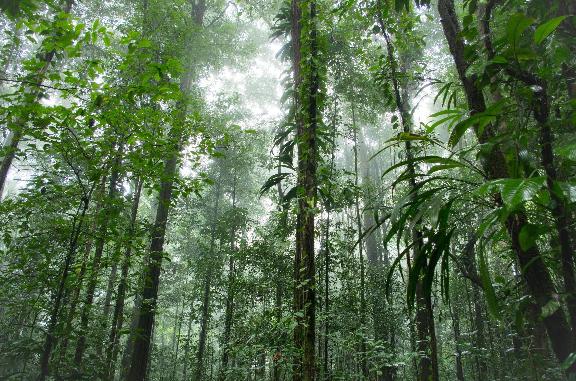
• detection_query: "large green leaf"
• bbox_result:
[534,16,568,44]
[506,13,535,48]
[477,177,546,209]
[478,249,501,320]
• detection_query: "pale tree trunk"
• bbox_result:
[194,181,221,381]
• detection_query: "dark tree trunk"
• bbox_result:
[290,1,320,381]
[352,105,369,379]
[125,149,180,381]
[105,177,142,380]
[449,298,465,381]
[182,305,195,381]
[437,0,576,372]
[74,145,123,367]
[194,271,213,381]
[321,100,337,381]
[55,178,106,366]
[38,188,92,381]
[375,6,439,380]
[219,176,238,381]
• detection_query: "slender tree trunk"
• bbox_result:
[375,7,439,380]
[55,177,106,365]
[170,297,185,381]
[105,177,142,380]
[219,175,238,381]
[321,99,337,381]
[195,271,213,381]
[38,188,92,381]
[449,295,465,381]
[352,105,369,379]
[74,145,123,367]
[182,305,195,381]
[194,182,221,381]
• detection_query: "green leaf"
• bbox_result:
[478,249,501,320]
[541,298,561,318]
[557,181,576,202]
[506,13,535,48]
[555,141,576,161]
[489,56,508,64]
[534,16,568,44]
[561,353,576,371]
[519,223,546,251]
[477,177,546,209]
[259,173,291,196]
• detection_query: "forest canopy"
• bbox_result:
[0,0,575,380]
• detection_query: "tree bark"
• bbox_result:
[125,146,179,381]
[74,144,123,367]
[106,177,143,381]
[290,1,320,381]
[375,6,439,380]
[219,175,238,381]
[194,182,221,381]
[437,0,576,371]
[38,187,92,381]
[449,298,465,381]
[352,104,369,379]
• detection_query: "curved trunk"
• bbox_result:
[437,0,575,371]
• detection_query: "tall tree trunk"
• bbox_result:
[375,6,439,380]
[74,144,123,367]
[38,187,93,381]
[291,1,320,380]
[125,148,180,381]
[450,298,465,381]
[55,177,106,366]
[182,305,195,381]
[352,105,369,379]
[105,177,142,380]
[478,0,576,336]
[321,99,337,381]
[194,272,213,381]
[125,1,204,375]
[219,175,238,381]
[194,182,221,381]
[170,297,185,381]
[437,0,576,372]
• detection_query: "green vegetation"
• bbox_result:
[0,0,575,380]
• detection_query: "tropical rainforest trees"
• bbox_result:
[0,0,575,380]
